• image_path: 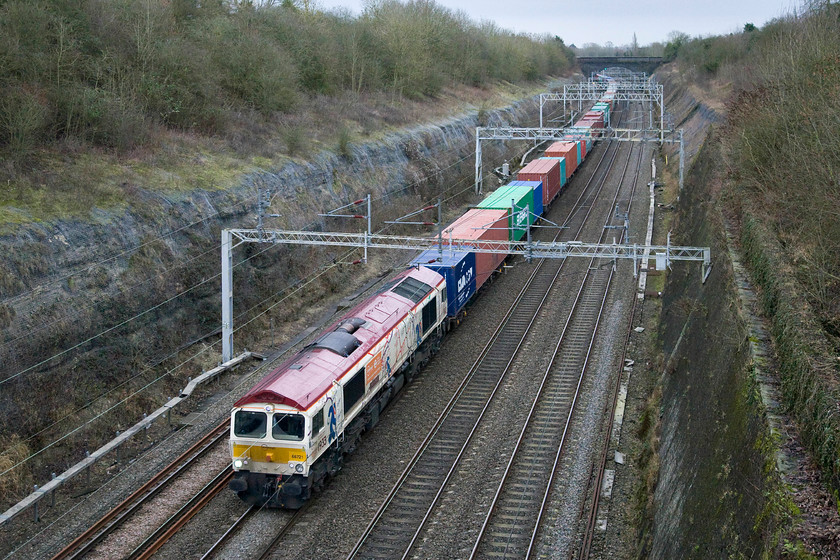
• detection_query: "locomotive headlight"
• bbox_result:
[233,459,244,469]
[295,463,304,473]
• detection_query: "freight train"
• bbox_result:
[228,84,618,509]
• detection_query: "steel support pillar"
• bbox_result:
[660,102,665,143]
[539,96,545,128]
[475,128,483,194]
[221,229,234,362]
[679,129,685,195]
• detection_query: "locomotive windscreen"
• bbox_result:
[392,277,432,303]
[272,413,304,441]
[234,410,267,438]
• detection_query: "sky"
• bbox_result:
[313,0,797,47]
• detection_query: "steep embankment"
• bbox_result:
[636,66,840,558]
[0,90,549,505]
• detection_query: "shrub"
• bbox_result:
[0,0,574,154]
[202,16,299,113]
[0,85,48,153]
[336,126,353,159]
[282,125,307,156]
[717,2,840,494]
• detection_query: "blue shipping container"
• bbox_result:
[506,180,544,218]
[410,247,477,318]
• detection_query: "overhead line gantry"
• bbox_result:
[221,227,710,362]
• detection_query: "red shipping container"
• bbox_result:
[580,137,587,159]
[580,116,604,135]
[518,158,562,204]
[585,112,605,123]
[545,141,577,179]
[445,208,509,290]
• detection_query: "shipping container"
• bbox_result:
[444,208,509,290]
[545,141,577,180]
[566,127,591,151]
[582,114,605,127]
[577,137,585,160]
[518,158,562,204]
[411,247,476,319]
[537,158,567,196]
[475,184,535,241]
[507,180,544,217]
[593,103,610,125]
[579,116,604,135]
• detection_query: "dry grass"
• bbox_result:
[0,435,32,500]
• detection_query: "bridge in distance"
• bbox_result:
[576,56,664,75]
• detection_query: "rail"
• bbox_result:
[470,131,643,559]
[0,351,258,527]
[51,421,229,560]
[347,122,626,559]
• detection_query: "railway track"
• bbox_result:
[125,466,231,559]
[575,122,649,560]
[52,420,229,560]
[470,142,645,559]
[346,124,631,560]
[470,264,614,559]
[198,504,303,560]
[200,505,258,560]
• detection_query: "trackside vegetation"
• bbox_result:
[0,0,574,156]
[667,1,840,496]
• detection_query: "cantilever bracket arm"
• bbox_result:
[702,248,712,283]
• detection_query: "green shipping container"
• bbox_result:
[475,185,535,241]
[593,103,610,121]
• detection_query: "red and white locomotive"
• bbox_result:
[229,267,447,508]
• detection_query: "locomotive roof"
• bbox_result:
[234,266,444,411]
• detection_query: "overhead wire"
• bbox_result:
[0,137,475,352]
[0,262,342,481]
[2,236,318,445]
[0,230,301,388]
[1,100,523,395]
[0,139,481,464]
[0,239,225,352]
[0,116,502,483]
[0,199,258,308]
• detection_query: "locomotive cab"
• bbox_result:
[229,404,313,509]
